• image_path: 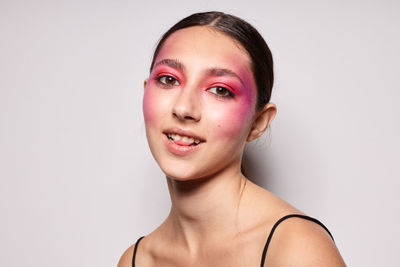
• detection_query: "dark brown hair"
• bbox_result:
[149,11,274,111]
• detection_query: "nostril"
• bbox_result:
[172,110,199,121]
[171,97,201,121]
[184,115,196,120]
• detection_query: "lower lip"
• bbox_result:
[163,134,202,156]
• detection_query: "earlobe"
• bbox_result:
[247,103,277,142]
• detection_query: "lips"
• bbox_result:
[166,133,201,146]
[162,127,205,156]
[163,127,205,146]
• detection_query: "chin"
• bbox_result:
[161,165,202,181]
[157,159,211,182]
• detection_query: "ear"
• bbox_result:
[144,78,148,89]
[247,102,277,142]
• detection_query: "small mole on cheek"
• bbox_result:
[217,125,221,127]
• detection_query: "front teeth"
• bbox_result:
[170,134,181,141]
[182,136,194,143]
[167,133,201,145]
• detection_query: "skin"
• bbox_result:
[118,26,346,267]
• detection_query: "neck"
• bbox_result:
[164,165,248,251]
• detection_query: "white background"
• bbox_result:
[1,0,399,266]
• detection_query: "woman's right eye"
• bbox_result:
[157,75,180,87]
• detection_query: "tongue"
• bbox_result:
[173,139,195,146]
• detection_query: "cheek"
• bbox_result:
[208,98,254,139]
[143,87,163,126]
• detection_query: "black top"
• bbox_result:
[132,214,334,267]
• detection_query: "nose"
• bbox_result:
[172,86,201,122]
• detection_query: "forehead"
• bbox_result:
[155,26,253,76]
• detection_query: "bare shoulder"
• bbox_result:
[264,216,346,267]
[117,243,135,267]
[244,182,346,266]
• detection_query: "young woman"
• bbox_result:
[118,11,346,267]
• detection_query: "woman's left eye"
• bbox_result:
[208,86,235,98]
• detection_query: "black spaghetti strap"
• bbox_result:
[132,236,145,267]
[259,214,334,267]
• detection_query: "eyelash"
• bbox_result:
[208,86,235,99]
[155,75,180,87]
[155,75,235,99]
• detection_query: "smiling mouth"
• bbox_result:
[165,133,202,146]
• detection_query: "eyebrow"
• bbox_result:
[154,58,185,71]
[153,58,245,86]
[206,67,244,86]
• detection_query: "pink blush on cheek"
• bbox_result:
[143,87,158,125]
[210,98,255,140]
[207,70,257,139]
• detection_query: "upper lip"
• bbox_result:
[163,127,206,142]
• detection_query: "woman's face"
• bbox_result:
[143,26,258,180]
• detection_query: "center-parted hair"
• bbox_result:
[149,11,274,111]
